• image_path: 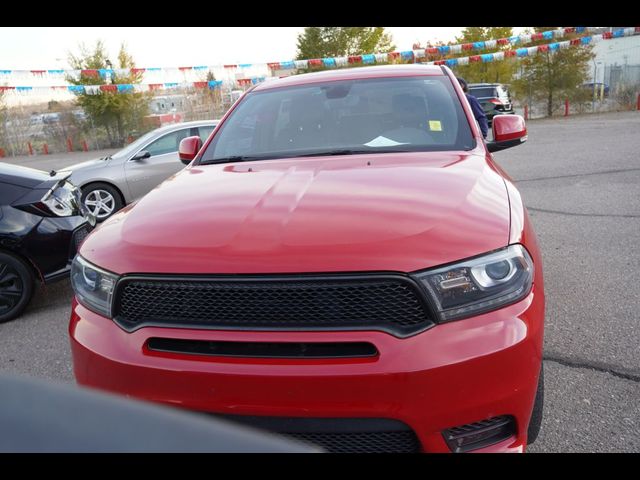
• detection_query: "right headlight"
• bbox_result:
[71,255,119,318]
[413,244,534,322]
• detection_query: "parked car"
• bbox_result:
[60,120,218,222]
[0,163,94,322]
[467,83,515,124]
[69,65,544,453]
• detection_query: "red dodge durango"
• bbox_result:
[69,65,544,453]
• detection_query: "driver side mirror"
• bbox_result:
[487,115,527,153]
[179,136,203,165]
[131,150,151,161]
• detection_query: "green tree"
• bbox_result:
[67,41,150,147]
[296,27,395,64]
[452,27,516,84]
[512,27,594,117]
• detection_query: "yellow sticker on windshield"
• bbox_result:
[429,120,442,131]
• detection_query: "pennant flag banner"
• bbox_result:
[0,27,605,82]
[2,28,638,97]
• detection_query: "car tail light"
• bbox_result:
[442,415,516,452]
[489,98,503,105]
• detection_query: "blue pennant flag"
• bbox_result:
[437,45,450,54]
[117,84,134,92]
[445,58,458,67]
[549,43,559,51]
[323,58,336,67]
[280,61,295,69]
[481,54,494,63]
[509,36,520,44]
[164,82,178,88]
[146,67,161,72]
[16,86,32,92]
[473,41,485,50]
[516,48,529,57]
[613,29,624,38]
[68,85,84,93]
[98,69,114,78]
[193,65,208,70]
[47,69,65,75]
[576,27,586,33]
[208,80,222,89]
[362,54,375,64]
[543,31,553,40]
[581,36,592,45]
[401,51,414,60]
[0,70,12,75]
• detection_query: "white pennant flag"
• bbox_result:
[450,44,462,54]
[457,57,469,66]
[484,39,497,50]
[375,53,388,63]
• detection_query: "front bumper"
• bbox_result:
[70,285,543,453]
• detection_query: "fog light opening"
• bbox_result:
[443,415,516,453]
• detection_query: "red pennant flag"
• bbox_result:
[570,38,581,46]
[497,38,509,45]
[348,55,362,64]
[426,47,439,55]
[81,69,99,78]
[193,82,207,89]
[538,45,549,53]
[388,52,400,59]
[224,64,237,69]
[100,85,117,92]
[308,59,322,67]
[564,27,575,34]
[148,83,163,90]
[131,68,146,74]
[179,67,192,72]
[603,32,613,39]
[30,70,46,75]
[531,33,543,41]
[434,60,446,66]
[267,62,281,69]
[0,86,15,91]
[237,79,251,86]
[462,43,474,51]
[469,55,481,63]
[505,50,517,57]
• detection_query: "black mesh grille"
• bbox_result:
[214,415,422,453]
[282,430,421,453]
[69,224,92,259]
[114,275,433,336]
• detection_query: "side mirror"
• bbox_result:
[487,115,527,153]
[131,150,151,161]
[179,136,203,165]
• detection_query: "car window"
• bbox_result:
[145,129,190,157]
[468,87,498,98]
[197,125,216,143]
[200,76,475,164]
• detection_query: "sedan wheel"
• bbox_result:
[81,183,124,222]
[0,253,34,323]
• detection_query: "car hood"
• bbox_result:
[81,151,511,275]
[60,156,112,172]
[0,162,71,189]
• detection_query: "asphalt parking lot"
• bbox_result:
[1,111,639,452]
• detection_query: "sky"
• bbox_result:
[0,27,514,69]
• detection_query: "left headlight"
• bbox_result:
[413,244,534,322]
[71,255,119,318]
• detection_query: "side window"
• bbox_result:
[144,129,190,157]
[197,125,216,143]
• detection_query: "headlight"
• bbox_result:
[413,245,534,322]
[71,255,119,317]
[41,181,78,217]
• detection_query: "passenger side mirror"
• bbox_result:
[179,136,203,165]
[131,150,151,161]
[486,115,527,153]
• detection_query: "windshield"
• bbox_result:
[468,87,498,99]
[113,129,164,159]
[200,76,475,164]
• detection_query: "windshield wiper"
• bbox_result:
[297,148,410,157]
[201,155,265,165]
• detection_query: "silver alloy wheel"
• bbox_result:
[84,189,116,219]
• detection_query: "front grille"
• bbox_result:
[69,223,92,259]
[114,274,434,337]
[215,416,421,453]
[282,430,420,453]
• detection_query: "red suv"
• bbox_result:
[69,65,544,453]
